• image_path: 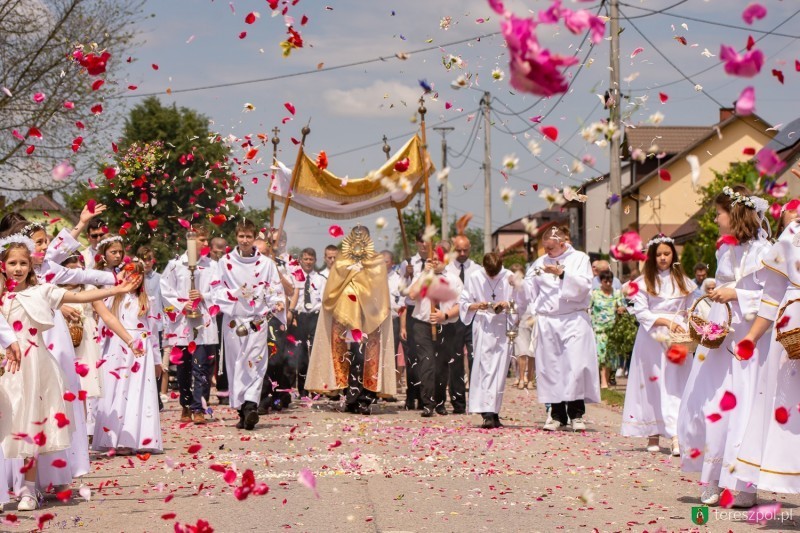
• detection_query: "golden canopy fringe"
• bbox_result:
[268,135,434,220]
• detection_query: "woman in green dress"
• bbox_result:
[590,270,624,388]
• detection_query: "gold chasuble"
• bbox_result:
[305,227,397,397]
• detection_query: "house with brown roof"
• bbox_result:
[9,192,78,237]
[580,108,775,255]
[491,207,576,260]
[622,109,774,244]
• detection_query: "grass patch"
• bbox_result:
[601,387,625,407]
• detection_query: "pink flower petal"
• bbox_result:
[735,86,755,115]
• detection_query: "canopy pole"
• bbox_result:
[269,126,280,229]
[276,123,310,243]
[384,134,411,261]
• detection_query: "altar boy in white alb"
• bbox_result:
[458,252,524,429]
[213,219,286,430]
[525,225,600,431]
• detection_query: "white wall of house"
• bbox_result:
[583,165,631,255]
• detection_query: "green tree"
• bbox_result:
[392,208,483,261]
[0,0,144,191]
[63,97,251,266]
[680,161,783,274]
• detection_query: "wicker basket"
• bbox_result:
[668,311,698,352]
[776,299,800,360]
[688,295,732,349]
[68,319,84,348]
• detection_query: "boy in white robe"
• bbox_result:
[459,252,524,429]
[213,220,285,430]
[525,225,600,431]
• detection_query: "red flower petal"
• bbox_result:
[51,459,67,468]
[719,391,737,411]
[776,406,790,424]
[720,488,734,508]
[187,444,202,454]
[245,12,257,24]
[92,79,104,91]
[666,344,687,365]
[328,225,344,238]
[393,157,410,172]
[210,214,227,226]
[103,167,117,180]
[716,234,740,250]
[658,169,671,181]
[54,412,70,428]
[284,102,296,115]
[736,339,755,360]
[659,92,668,103]
[540,125,558,142]
[707,413,722,422]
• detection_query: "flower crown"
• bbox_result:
[97,235,123,249]
[646,234,674,248]
[722,186,769,214]
[0,234,36,255]
[21,222,45,236]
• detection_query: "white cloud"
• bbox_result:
[323,80,440,118]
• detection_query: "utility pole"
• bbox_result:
[608,0,623,261]
[433,126,454,240]
[481,91,492,253]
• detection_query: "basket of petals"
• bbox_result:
[688,296,732,350]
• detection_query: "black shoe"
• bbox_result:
[257,402,270,416]
[421,408,434,418]
[357,403,371,415]
[235,409,245,429]
[329,394,341,402]
[493,414,503,428]
[435,406,448,416]
[404,402,416,411]
[383,396,399,402]
[218,396,229,406]
[243,402,259,430]
[344,402,359,414]
[609,375,617,386]
[481,415,495,429]
[451,408,466,415]
[271,398,283,412]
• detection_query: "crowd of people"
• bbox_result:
[2,178,800,512]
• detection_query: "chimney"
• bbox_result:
[719,107,735,123]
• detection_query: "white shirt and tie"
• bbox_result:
[294,270,326,314]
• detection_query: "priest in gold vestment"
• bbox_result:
[305,226,397,414]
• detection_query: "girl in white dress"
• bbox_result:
[733,217,800,501]
[677,186,771,507]
[621,235,695,455]
[0,237,137,511]
[9,221,116,495]
[93,258,163,454]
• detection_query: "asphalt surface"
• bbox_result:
[3,379,799,532]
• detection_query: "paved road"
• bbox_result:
[4,381,800,532]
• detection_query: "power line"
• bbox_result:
[619,7,794,140]
[617,0,689,20]
[626,9,800,93]
[327,106,479,158]
[619,2,800,38]
[109,32,502,99]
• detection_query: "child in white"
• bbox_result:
[734,217,800,500]
[93,259,163,453]
[0,237,137,511]
[525,225,599,431]
[621,235,695,454]
[678,186,771,507]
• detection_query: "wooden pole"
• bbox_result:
[418,96,437,341]
[384,134,411,261]
[277,123,310,243]
[419,97,432,254]
[269,126,280,229]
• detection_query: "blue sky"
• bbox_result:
[110,0,800,254]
